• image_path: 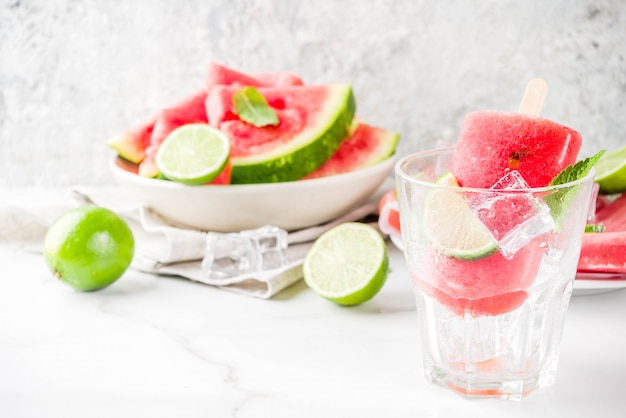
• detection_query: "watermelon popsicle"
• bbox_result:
[434,108,585,311]
[396,148,595,400]
[395,80,597,400]
[445,91,584,284]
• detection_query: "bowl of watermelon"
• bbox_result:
[110,152,396,232]
[108,62,400,232]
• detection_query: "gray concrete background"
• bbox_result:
[1,0,625,187]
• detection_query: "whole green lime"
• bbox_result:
[43,205,135,291]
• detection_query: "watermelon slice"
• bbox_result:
[378,189,401,236]
[107,116,155,163]
[450,110,582,188]
[207,84,356,183]
[303,121,399,179]
[579,193,626,273]
[578,232,626,273]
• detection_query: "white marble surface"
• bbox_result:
[1,240,626,417]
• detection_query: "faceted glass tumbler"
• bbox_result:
[395,148,595,400]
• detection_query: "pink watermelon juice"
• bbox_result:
[414,236,544,316]
[396,145,595,400]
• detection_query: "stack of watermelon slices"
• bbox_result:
[108,62,399,184]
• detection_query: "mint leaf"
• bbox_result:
[232,87,279,127]
[546,150,605,230]
[585,224,605,233]
[549,150,605,186]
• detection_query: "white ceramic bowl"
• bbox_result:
[110,156,395,232]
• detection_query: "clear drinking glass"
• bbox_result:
[395,148,595,400]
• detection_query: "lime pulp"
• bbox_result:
[155,123,230,185]
[423,172,497,260]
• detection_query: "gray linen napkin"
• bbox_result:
[0,184,388,298]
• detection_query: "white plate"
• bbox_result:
[111,155,395,232]
[574,272,626,296]
[387,235,626,296]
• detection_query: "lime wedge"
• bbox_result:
[594,145,626,195]
[155,124,230,185]
[423,172,497,260]
[303,223,388,306]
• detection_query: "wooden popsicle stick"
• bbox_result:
[518,78,548,115]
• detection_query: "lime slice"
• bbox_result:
[594,145,626,195]
[303,223,388,306]
[423,172,497,260]
[155,124,230,185]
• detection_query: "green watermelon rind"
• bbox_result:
[229,85,356,184]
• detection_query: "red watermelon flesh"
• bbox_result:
[127,116,156,148]
[137,157,159,178]
[206,62,263,89]
[205,62,303,90]
[378,189,401,235]
[139,89,209,177]
[209,161,232,185]
[302,121,399,179]
[250,71,304,87]
[416,238,544,316]
[205,64,304,128]
[205,85,239,128]
[450,110,582,188]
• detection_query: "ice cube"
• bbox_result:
[470,171,555,258]
[241,225,288,270]
[201,225,288,278]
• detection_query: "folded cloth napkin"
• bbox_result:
[0,184,388,298]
